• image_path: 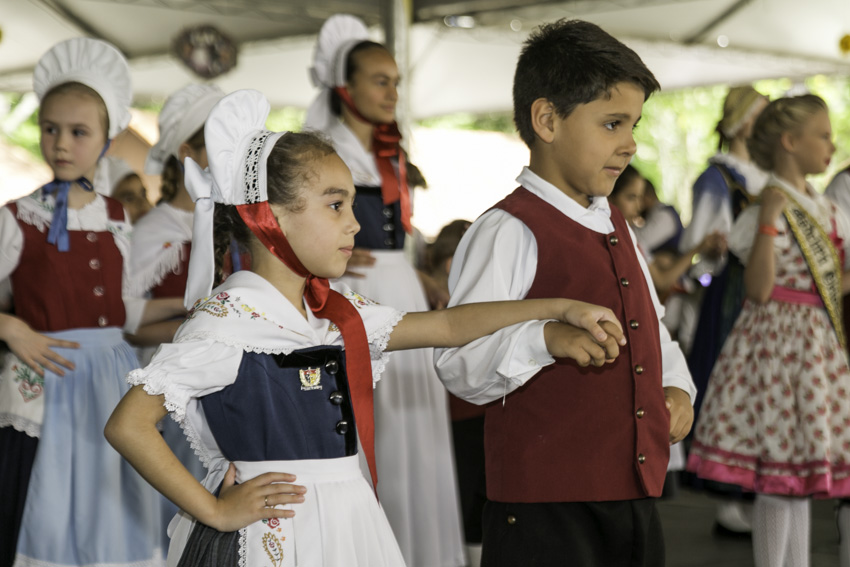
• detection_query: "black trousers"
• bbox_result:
[481,498,665,567]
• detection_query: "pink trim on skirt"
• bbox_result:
[770,285,824,307]
[687,445,850,498]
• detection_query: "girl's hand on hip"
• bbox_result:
[0,315,79,376]
[210,463,307,532]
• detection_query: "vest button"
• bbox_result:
[97,316,108,327]
[609,235,619,246]
[382,207,393,218]
[384,237,395,247]
[383,223,395,232]
[335,420,349,435]
[630,320,639,329]
[636,408,645,418]
[93,285,105,297]
[329,391,344,406]
[620,277,629,287]
[325,359,339,375]
[638,453,646,464]
[89,258,101,270]
[507,515,517,525]
[86,232,98,242]
[634,365,644,375]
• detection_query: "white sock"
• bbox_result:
[839,503,850,567]
[753,494,810,567]
[465,544,482,567]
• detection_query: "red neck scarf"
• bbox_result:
[334,86,411,234]
[237,201,378,494]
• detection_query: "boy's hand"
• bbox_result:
[560,300,627,346]
[664,387,694,444]
[343,248,376,279]
[544,321,620,366]
[210,463,307,532]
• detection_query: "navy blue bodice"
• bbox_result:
[200,346,357,462]
[353,185,405,250]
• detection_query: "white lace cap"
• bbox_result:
[33,38,132,138]
[145,84,226,174]
[304,14,370,132]
[94,156,136,196]
[182,89,285,309]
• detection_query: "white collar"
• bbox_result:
[516,166,612,223]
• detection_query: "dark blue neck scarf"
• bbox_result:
[41,141,111,252]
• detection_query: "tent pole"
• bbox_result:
[382,0,413,152]
[683,0,753,44]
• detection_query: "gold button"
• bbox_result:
[630,320,639,329]
[620,277,629,287]
[86,232,98,242]
[609,235,619,246]
[89,258,101,270]
[97,316,108,327]
[636,408,645,418]
[638,453,646,464]
[507,515,517,525]
[634,365,644,375]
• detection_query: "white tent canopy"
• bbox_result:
[1,0,850,118]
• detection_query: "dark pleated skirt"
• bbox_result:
[0,427,38,567]
[175,520,240,567]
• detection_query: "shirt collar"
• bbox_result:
[516,166,612,222]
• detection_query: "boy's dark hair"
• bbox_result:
[513,19,660,148]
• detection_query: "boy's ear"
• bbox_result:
[530,98,556,144]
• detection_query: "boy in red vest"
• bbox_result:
[435,19,696,566]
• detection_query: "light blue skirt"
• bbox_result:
[14,328,164,567]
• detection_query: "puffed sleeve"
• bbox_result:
[126,339,243,424]
[728,205,761,266]
[0,206,23,281]
[831,203,850,271]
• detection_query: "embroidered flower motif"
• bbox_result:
[262,532,284,566]
[263,517,280,529]
[163,242,173,249]
[344,290,378,309]
[12,364,44,402]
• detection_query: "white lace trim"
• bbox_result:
[14,198,52,233]
[0,414,40,438]
[127,367,214,469]
[177,330,297,356]
[238,528,248,567]
[136,244,187,295]
[367,310,405,388]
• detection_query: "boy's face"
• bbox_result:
[544,82,644,207]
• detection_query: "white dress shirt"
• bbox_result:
[434,167,696,406]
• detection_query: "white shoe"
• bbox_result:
[715,500,753,534]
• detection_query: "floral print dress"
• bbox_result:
[688,177,850,497]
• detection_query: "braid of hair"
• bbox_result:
[212,204,251,287]
[158,155,182,204]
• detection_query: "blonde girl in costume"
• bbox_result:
[0,38,183,567]
[106,89,627,567]
[688,94,850,567]
[304,15,466,565]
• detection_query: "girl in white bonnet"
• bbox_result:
[106,89,626,566]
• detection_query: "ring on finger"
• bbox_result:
[264,496,269,507]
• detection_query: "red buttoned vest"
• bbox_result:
[486,187,669,502]
[8,198,126,331]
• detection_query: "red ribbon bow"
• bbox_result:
[334,86,411,234]
[237,202,379,494]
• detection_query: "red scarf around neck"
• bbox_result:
[334,86,411,234]
[237,201,379,494]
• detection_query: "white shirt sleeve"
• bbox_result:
[628,225,697,404]
[0,207,23,281]
[825,172,850,223]
[434,209,555,405]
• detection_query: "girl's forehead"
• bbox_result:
[41,90,105,121]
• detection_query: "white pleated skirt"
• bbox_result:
[338,250,465,567]
[232,456,405,566]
